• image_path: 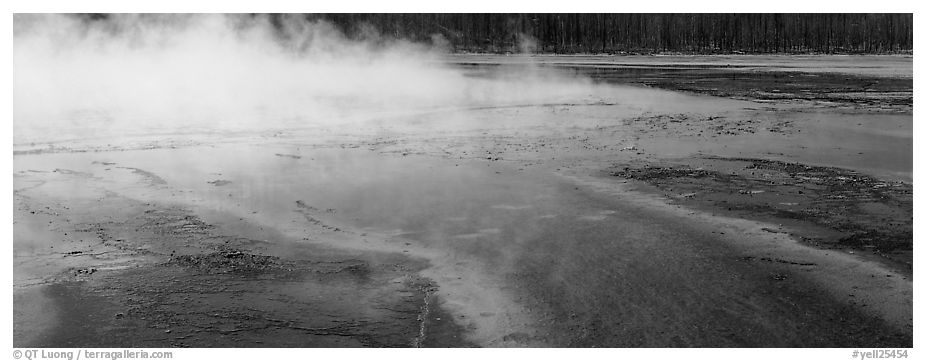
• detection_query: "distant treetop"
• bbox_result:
[302,13,914,55]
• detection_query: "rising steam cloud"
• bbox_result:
[14,14,598,144]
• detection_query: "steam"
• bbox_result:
[14,14,599,144]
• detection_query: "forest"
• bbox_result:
[73,13,913,55]
[302,14,913,54]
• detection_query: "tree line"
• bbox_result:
[303,13,912,54]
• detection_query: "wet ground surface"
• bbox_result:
[454,55,913,112]
[576,67,911,110]
[14,55,913,348]
[14,143,912,348]
[13,168,472,348]
[611,157,913,271]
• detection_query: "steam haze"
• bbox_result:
[14,14,597,144]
